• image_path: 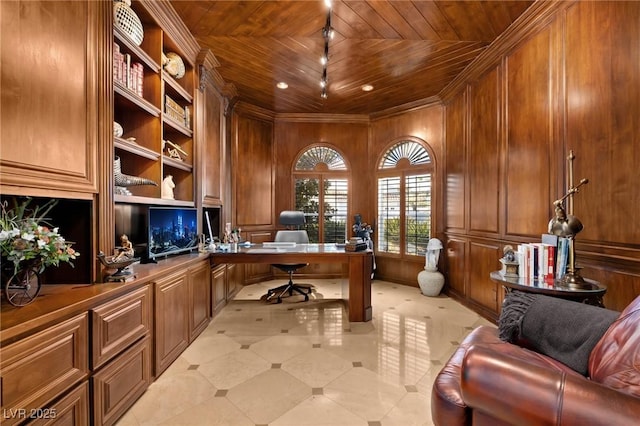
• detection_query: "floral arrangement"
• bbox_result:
[0,198,80,275]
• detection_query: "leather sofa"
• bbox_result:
[432,295,640,425]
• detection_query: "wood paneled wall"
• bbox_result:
[273,117,370,219]
[443,0,640,317]
[226,1,639,317]
[369,106,445,285]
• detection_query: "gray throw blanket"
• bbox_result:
[498,292,619,376]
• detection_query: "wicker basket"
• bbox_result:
[114,0,144,46]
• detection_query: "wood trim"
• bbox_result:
[440,0,576,103]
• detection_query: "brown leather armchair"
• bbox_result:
[432,295,640,425]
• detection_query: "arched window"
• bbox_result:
[377,139,434,256]
[293,146,349,243]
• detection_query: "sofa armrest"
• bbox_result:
[461,344,640,425]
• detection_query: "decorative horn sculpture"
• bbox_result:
[114,156,158,195]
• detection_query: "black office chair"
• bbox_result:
[266,211,313,303]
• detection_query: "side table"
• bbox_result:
[490,271,606,307]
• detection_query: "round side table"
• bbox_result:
[490,271,606,307]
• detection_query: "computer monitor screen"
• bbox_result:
[148,206,198,259]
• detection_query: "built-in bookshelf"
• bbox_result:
[113,0,195,205]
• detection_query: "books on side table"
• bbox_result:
[345,237,368,252]
[516,234,570,283]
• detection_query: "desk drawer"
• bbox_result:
[91,285,151,369]
[0,314,89,426]
[92,335,151,426]
[27,381,90,425]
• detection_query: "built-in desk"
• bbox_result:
[210,244,374,322]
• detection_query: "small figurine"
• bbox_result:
[161,175,175,199]
[115,234,135,261]
[499,245,519,277]
[97,234,140,282]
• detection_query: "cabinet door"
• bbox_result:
[0,314,88,426]
[226,263,242,300]
[211,264,226,315]
[198,60,225,205]
[0,0,104,195]
[92,336,152,426]
[28,381,90,426]
[91,285,152,369]
[189,260,211,341]
[154,272,190,375]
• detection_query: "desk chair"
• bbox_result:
[266,211,313,303]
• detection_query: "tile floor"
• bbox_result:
[116,279,495,426]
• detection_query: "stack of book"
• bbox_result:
[345,237,368,252]
[517,234,570,282]
[164,95,190,129]
[114,43,143,97]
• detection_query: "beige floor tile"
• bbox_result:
[226,369,312,424]
[323,367,406,421]
[249,334,314,363]
[270,395,369,426]
[158,396,254,426]
[117,279,496,426]
[282,347,354,387]
[197,347,271,389]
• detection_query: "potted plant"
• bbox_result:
[0,198,80,306]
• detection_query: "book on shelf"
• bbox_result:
[113,44,144,97]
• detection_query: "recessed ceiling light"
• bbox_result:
[362,84,374,92]
[277,82,288,89]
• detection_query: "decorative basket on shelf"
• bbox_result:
[163,52,186,79]
[114,0,144,46]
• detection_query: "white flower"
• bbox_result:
[21,232,36,241]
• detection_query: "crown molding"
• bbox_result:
[439,0,576,103]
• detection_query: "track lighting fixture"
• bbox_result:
[320,3,332,99]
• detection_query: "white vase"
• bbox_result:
[417,268,445,297]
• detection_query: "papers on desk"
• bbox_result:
[263,242,297,248]
[248,248,288,253]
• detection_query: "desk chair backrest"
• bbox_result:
[274,211,309,244]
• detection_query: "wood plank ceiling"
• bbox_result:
[171,0,534,115]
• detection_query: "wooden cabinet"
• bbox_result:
[29,382,90,426]
[226,263,242,301]
[90,285,152,425]
[91,285,152,369]
[0,314,89,426]
[154,270,190,375]
[197,49,229,207]
[188,261,211,341]
[113,0,198,204]
[92,336,152,426]
[0,0,106,197]
[211,264,227,315]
